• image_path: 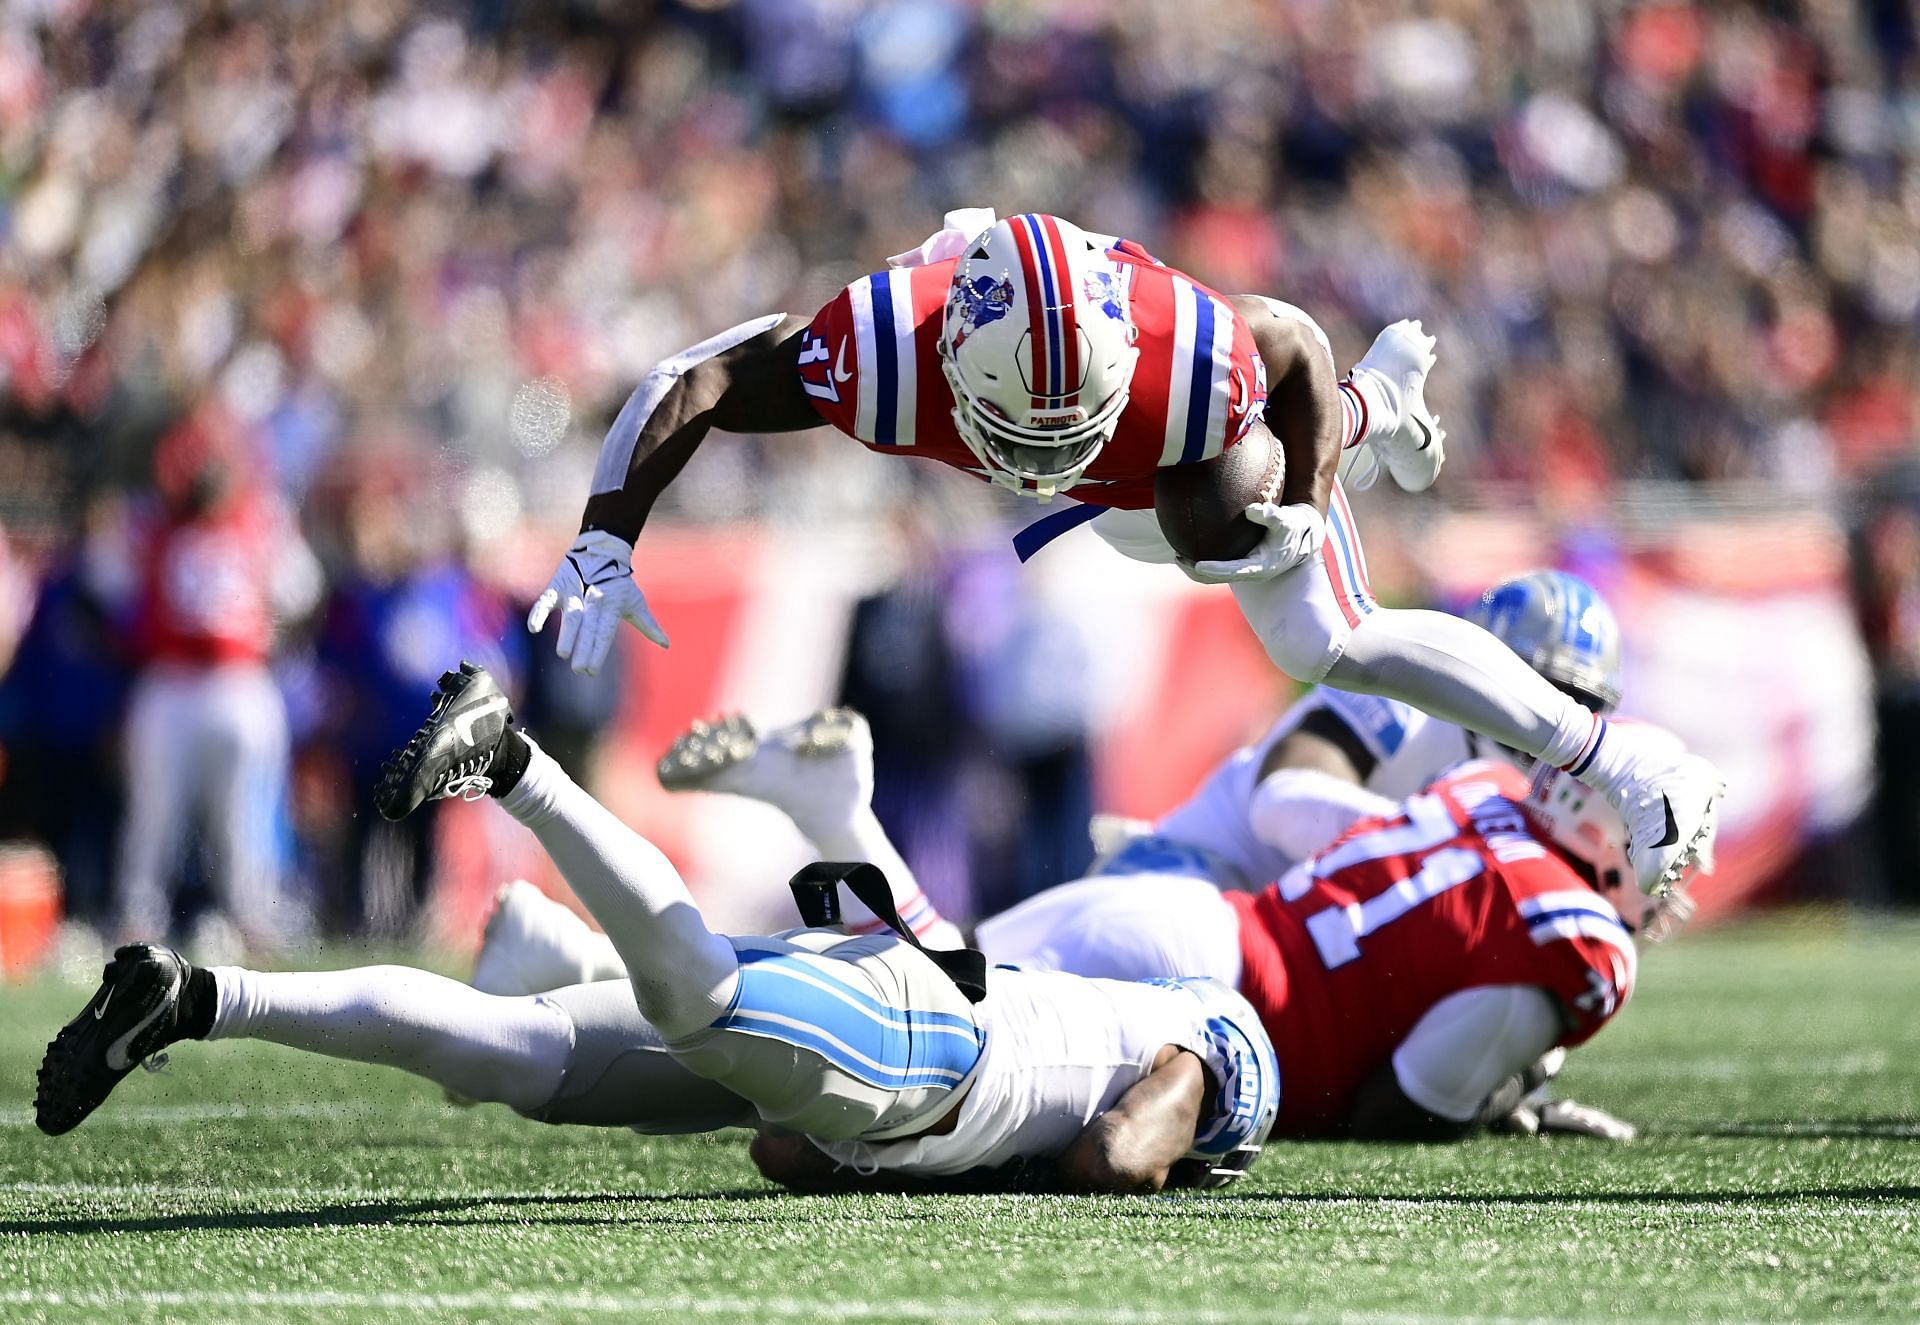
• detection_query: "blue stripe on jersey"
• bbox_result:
[871,271,899,445]
[732,945,980,1037]
[1527,906,1631,938]
[718,955,984,1090]
[1181,293,1216,464]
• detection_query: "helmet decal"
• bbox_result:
[948,274,1014,352]
[1083,268,1127,324]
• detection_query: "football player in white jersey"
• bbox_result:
[37,665,1277,1195]
[1132,569,1628,893]
[473,571,1646,1141]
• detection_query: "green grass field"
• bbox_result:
[3,911,1917,1324]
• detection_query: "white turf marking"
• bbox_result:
[1580,1051,1892,1081]
[0,1290,1872,1325]
[3,1182,1911,1221]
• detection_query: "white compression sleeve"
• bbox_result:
[590,315,785,495]
[1324,608,1598,768]
[1391,985,1565,1122]
[206,965,575,1115]
[1247,768,1396,864]
[501,737,739,1041]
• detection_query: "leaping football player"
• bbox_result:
[36,665,1278,1196]
[530,207,1720,900]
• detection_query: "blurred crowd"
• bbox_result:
[3,0,1920,947]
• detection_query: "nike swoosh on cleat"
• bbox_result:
[92,988,113,1021]
[453,696,509,747]
[103,970,181,1072]
[1413,415,1435,452]
[1651,795,1680,850]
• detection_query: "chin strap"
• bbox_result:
[788,861,989,1004]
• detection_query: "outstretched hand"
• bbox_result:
[527,530,668,675]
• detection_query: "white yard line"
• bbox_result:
[0,1288,1872,1325]
[2,1181,1912,1220]
[1576,1051,1893,1081]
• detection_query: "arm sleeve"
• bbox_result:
[1390,985,1564,1123]
[1246,768,1396,863]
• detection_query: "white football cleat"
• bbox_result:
[470,880,616,997]
[1592,731,1726,895]
[657,708,874,840]
[1353,319,1446,493]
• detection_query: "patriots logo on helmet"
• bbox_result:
[949,274,1015,350]
[1083,269,1126,323]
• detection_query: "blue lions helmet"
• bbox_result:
[1468,571,1623,714]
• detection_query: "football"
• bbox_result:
[1153,424,1285,563]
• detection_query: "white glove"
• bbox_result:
[527,530,668,675]
[1180,502,1326,584]
[1536,1098,1638,1142]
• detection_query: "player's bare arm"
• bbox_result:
[531,315,819,673]
[1229,295,1341,518]
[1257,709,1377,786]
[1058,1045,1209,1194]
[578,316,819,544]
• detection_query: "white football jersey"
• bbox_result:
[812,969,1274,1179]
[1153,688,1485,889]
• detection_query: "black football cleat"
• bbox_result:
[36,943,192,1136]
[375,662,516,820]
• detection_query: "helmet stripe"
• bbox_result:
[1038,214,1080,407]
[1007,217,1049,405]
[1023,214,1063,400]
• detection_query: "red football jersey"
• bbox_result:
[797,240,1266,509]
[1226,761,1638,1136]
[135,494,284,667]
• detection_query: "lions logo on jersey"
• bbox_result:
[948,274,1014,351]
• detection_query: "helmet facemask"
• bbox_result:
[1527,763,1697,943]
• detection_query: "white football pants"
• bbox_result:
[116,662,290,946]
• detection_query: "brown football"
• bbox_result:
[1153,424,1285,563]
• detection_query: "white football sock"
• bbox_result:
[808,808,965,949]
[1338,370,1397,448]
[501,736,739,1041]
[1324,608,1598,769]
[205,965,573,1114]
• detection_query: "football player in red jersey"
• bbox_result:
[529,208,1720,899]
[475,708,1693,1149]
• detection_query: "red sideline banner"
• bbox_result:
[435,509,1870,938]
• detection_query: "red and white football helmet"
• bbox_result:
[939,213,1139,500]
[1528,732,1701,942]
